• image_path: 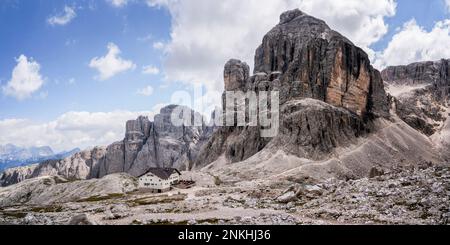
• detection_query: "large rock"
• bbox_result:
[194,9,388,168]
[68,214,97,225]
[224,59,250,91]
[254,9,389,118]
[266,99,366,160]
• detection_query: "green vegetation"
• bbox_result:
[0,211,27,218]
[146,219,189,225]
[128,194,187,206]
[28,206,64,213]
[76,193,125,202]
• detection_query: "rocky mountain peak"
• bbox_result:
[195,9,390,168]
[382,59,450,137]
[252,9,388,119]
[279,9,305,24]
[382,59,449,99]
[125,116,151,141]
[224,59,250,91]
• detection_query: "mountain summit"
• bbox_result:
[194,9,391,170]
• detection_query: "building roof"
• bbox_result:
[138,168,181,180]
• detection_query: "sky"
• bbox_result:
[1,0,450,152]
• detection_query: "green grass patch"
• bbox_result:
[128,194,187,206]
[28,206,64,213]
[0,211,27,219]
[76,193,125,202]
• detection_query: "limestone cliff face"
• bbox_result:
[96,105,212,177]
[194,9,388,168]
[0,147,107,187]
[382,60,450,136]
[254,9,389,119]
[1,105,213,186]
[382,59,449,90]
[0,165,37,187]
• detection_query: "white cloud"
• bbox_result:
[136,85,154,96]
[137,34,153,42]
[47,6,77,26]
[89,43,136,81]
[142,65,160,75]
[2,55,45,100]
[107,0,129,8]
[152,41,165,50]
[146,0,396,94]
[0,110,154,152]
[446,0,450,12]
[374,19,450,69]
[298,0,396,51]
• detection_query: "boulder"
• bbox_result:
[68,214,97,225]
[277,191,298,203]
[369,167,385,178]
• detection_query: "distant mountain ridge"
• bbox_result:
[0,105,214,186]
[0,144,80,172]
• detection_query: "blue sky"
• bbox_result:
[1,0,450,151]
[372,0,449,51]
[0,0,173,121]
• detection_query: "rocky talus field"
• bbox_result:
[1,9,449,225]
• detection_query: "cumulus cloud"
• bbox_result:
[107,0,129,8]
[137,34,153,42]
[136,85,154,96]
[298,0,396,50]
[0,110,154,152]
[146,0,396,94]
[2,55,44,100]
[47,6,77,26]
[374,19,450,69]
[142,65,160,75]
[89,43,136,81]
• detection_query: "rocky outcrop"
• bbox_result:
[382,60,450,136]
[0,147,106,187]
[382,59,449,96]
[1,105,213,186]
[194,9,388,168]
[96,105,211,177]
[266,99,366,160]
[0,164,38,187]
[33,147,107,180]
[254,9,389,119]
